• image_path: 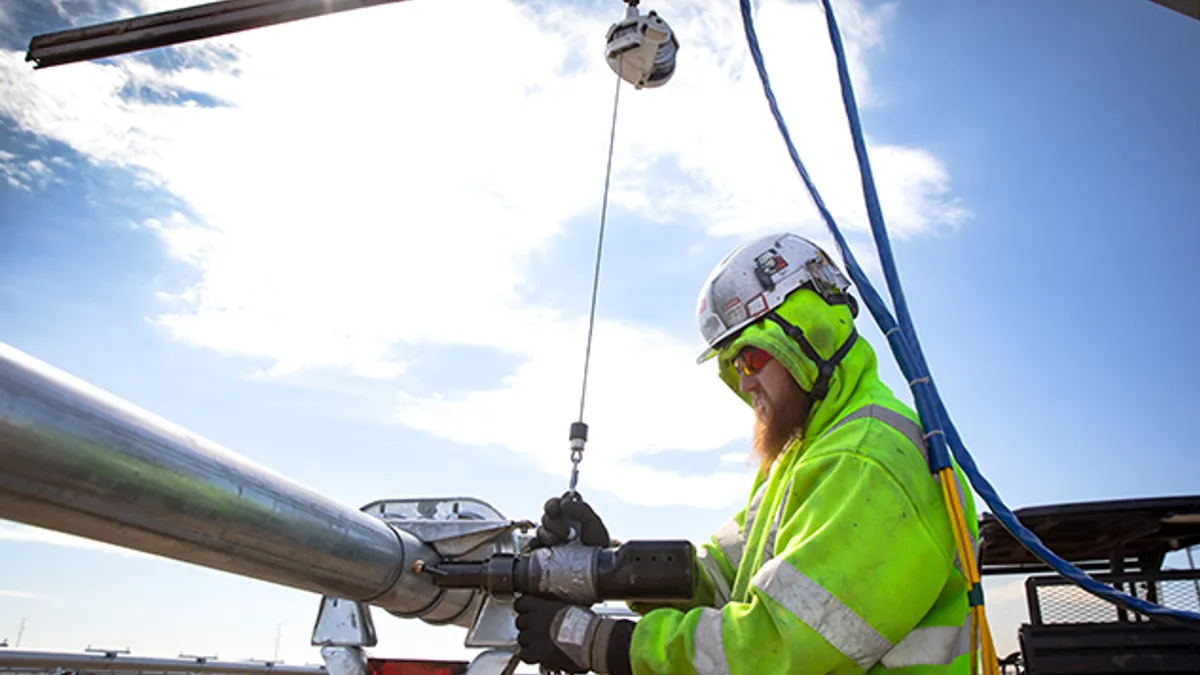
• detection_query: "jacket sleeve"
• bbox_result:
[629,453,952,674]
[626,503,748,615]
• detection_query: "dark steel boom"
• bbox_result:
[26,0,413,69]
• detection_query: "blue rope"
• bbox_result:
[738,0,1200,627]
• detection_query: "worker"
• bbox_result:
[514,232,979,674]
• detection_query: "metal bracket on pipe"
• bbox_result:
[388,519,531,559]
[464,596,518,649]
[463,650,519,675]
[362,498,533,560]
[312,597,377,647]
[319,647,369,675]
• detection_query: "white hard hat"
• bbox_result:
[695,233,854,364]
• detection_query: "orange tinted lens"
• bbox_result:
[735,347,772,375]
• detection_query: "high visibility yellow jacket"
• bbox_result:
[629,290,978,674]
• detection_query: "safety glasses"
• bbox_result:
[732,346,773,376]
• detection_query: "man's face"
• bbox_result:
[734,347,811,465]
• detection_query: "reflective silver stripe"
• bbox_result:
[761,480,794,565]
[714,482,768,571]
[746,481,768,531]
[692,607,730,675]
[825,404,928,464]
[712,517,744,570]
[698,548,732,608]
[880,617,972,668]
[751,558,892,671]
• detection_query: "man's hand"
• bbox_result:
[514,596,633,675]
[534,493,611,549]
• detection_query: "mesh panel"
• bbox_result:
[1032,573,1200,625]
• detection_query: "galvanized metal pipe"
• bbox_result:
[0,651,325,675]
[0,343,441,615]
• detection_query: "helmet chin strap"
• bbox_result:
[765,311,858,401]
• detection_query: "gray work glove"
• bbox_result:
[514,596,634,675]
[534,492,612,549]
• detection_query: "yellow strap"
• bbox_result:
[938,468,1000,675]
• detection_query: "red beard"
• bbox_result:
[751,377,812,469]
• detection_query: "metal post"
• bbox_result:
[1188,545,1200,611]
[0,343,440,616]
[1111,546,1130,623]
[1023,576,1044,625]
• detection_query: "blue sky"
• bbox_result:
[2,0,1198,665]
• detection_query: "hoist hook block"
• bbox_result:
[605,0,678,90]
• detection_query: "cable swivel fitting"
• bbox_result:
[569,421,589,453]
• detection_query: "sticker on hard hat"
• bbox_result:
[755,249,789,276]
[722,297,748,325]
[746,294,768,318]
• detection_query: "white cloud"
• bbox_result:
[985,577,1029,602]
[0,149,57,190]
[0,0,968,509]
[139,211,218,266]
[0,522,152,558]
[0,589,54,600]
[982,576,1031,658]
[607,0,968,241]
[720,451,750,466]
[394,317,752,507]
